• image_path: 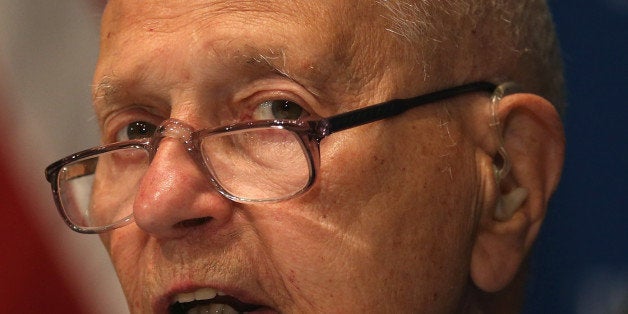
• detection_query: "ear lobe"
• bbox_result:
[470,93,565,292]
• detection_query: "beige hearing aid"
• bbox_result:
[489,83,528,221]
[494,187,529,221]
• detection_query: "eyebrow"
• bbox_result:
[93,45,312,105]
[93,76,120,105]
[244,48,294,81]
[93,53,294,128]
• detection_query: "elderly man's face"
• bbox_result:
[94,1,486,312]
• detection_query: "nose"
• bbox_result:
[132,138,234,239]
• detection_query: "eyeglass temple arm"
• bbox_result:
[314,81,497,140]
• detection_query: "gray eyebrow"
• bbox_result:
[93,47,293,99]
[243,48,322,97]
[241,47,299,83]
[91,44,322,114]
[93,76,120,100]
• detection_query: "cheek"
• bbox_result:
[102,226,152,307]
[250,208,357,308]
[254,121,478,310]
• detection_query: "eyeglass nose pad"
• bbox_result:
[155,118,195,148]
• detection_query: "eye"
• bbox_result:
[116,121,158,142]
[252,99,307,120]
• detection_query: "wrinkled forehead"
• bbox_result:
[104,0,390,35]
[102,1,316,36]
[97,1,401,93]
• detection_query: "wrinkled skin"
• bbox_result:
[92,1,564,313]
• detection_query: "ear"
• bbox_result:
[470,93,565,292]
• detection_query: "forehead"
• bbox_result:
[96,1,395,94]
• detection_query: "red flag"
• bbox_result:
[0,86,85,313]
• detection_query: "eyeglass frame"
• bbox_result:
[45,81,499,233]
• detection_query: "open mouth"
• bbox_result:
[168,287,266,314]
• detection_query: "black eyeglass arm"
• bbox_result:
[318,81,496,138]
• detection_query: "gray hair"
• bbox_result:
[376,0,565,113]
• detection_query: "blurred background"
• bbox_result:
[525,1,628,313]
[0,1,625,313]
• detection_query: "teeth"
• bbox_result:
[175,287,218,304]
[194,287,217,300]
[173,288,241,314]
[177,292,195,303]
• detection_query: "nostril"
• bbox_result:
[175,216,213,229]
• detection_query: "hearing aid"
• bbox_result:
[489,82,529,221]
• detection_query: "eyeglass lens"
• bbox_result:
[200,127,311,201]
[56,126,313,231]
[57,148,149,231]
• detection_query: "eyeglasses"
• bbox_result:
[45,81,497,233]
